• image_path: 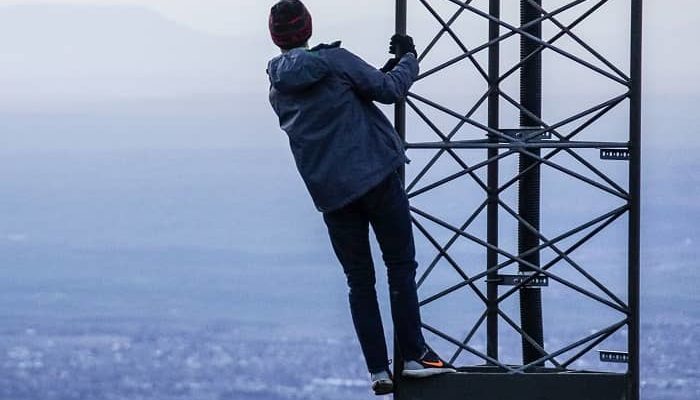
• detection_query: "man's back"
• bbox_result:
[267,42,418,212]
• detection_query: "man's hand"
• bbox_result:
[379,58,399,73]
[389,34,417,58]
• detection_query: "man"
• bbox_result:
[266,0,456,395]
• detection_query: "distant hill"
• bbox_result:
[0,4,272,101]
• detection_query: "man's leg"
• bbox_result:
[365,170,426,362]
[322,200,390,373]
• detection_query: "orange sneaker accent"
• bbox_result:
[422,360,444,367]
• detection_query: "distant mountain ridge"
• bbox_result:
[0,4,269,100]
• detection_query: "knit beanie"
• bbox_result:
[269,0,313,50]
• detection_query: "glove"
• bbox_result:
[379,57,399,73]
[389,34,417,58]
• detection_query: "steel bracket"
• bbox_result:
[496,274,549,287]
[600,149,630,160]
[494,128,552,141]
[599,350,629,363]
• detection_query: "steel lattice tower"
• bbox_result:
[392,1,642,399]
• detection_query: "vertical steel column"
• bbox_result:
[486,0,501,363]
[628,1,643,399]
[518,0,545,366]
[395,0,408,184]
[394,0,408,383]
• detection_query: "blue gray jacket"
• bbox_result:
[267,41,419,212]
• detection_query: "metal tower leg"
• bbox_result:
[628,2,643,399]
[396,0,408,184]
[394,0,408,384]
[486,0,501,364]
[518,0,545,367]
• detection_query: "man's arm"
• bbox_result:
[334,49,419,105]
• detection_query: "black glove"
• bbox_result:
[389,34,417,58]
[379,57,399,73]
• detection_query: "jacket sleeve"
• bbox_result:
[333,49,419,104]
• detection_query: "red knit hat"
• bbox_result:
[269,0,313,50]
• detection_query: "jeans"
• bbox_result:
[322,169,426,373]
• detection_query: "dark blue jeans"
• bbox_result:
[322,169,426,374]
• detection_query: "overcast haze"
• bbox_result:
[0,0,698,151]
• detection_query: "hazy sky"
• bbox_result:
[0,0,391,35]
[0,0,695,39]
[0,0,696,96]
[0,0,697,150]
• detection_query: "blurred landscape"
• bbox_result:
[0,148,698,400]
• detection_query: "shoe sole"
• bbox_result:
[372,380,394,395]
[401,367,456,378]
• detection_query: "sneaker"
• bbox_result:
[370,368,394,395]
[402,347,456,378]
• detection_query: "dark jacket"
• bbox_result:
[267,41,419,212]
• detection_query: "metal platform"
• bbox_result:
[396,368,627,400]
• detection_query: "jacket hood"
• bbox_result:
[267,47,331,93]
